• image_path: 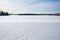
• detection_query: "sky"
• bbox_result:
[0,0,60,14]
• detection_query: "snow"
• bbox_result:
[0,16,60,22]
[0,16,60,40]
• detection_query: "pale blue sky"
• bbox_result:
[0,0,60,13]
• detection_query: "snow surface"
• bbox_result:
[0,16,60,40]
[0,16,60,22]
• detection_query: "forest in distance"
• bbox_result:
[0,11,60,16]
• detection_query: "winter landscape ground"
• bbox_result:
[0,16,60,40]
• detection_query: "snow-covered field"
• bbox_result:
[0,16,60,40]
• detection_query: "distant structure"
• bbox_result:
[0,11,8,16]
